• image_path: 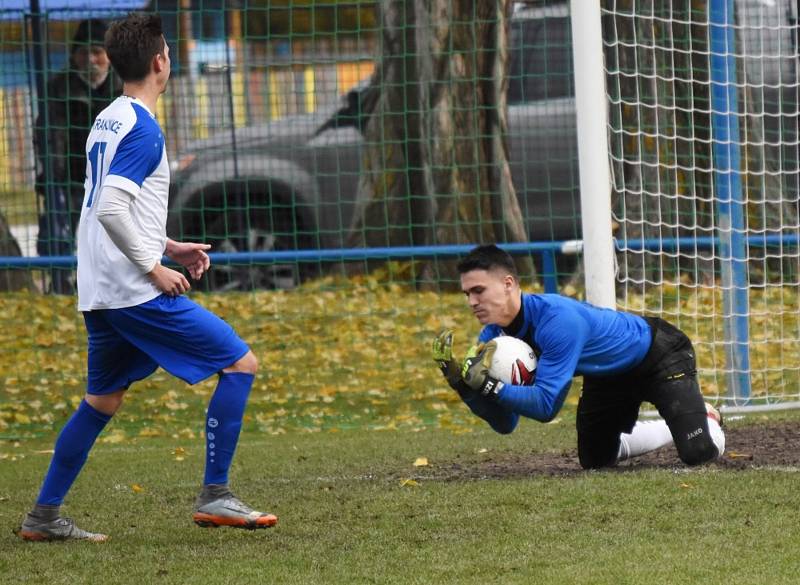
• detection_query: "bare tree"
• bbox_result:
[346,0,534,285]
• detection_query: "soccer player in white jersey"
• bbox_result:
[18,13,276,542]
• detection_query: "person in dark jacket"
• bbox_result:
[34,19,122,293]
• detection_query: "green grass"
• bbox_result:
[1,413,799,584]
[2,286,800,582]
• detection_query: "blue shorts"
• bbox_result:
[83,294,250,395]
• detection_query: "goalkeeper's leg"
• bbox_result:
[576,378,642,469]
[616,419,673,462]
[648,375,725,465]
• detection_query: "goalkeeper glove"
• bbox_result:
[432,329,472,396]
[461,340,503,400]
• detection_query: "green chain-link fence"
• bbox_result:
[0,1,580,294]
[0,1,583,436]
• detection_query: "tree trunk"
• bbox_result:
[0,210,35,292]
[347,0,534,286]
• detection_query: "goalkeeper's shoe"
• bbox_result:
[17,514,108,542]
[705,402,723,427]
[193,492,277,530]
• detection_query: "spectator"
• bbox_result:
[34,18,121,293]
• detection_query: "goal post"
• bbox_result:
[570,0,616,310]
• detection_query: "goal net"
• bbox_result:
[601,0,800,408]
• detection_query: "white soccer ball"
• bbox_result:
[488,336,537,385]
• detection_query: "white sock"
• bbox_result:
[707,417,725,458]
[617,419,674,462]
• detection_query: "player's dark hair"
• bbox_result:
[105,13,165,82]
[457,244,518,277]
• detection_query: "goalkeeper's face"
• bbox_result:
[460,269,519,327]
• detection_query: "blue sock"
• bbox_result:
[204,372,254,486]
[36,400,112,506]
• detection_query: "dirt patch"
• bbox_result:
[417,421,800,481]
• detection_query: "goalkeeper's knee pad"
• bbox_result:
[672,414,720,466]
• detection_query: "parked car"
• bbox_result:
[167,1,580,290]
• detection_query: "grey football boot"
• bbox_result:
[17,513,108,542]
[193,486,277,530]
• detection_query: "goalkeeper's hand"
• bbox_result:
[461,340,503,400]
[432,329,470,394]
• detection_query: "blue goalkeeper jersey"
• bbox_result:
[462,293,651,430]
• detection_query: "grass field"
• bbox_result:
[1,284,800,583]
[2,413,800,584]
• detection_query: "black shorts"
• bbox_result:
[576,317,716,469]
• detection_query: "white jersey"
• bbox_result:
[77,95,169,310]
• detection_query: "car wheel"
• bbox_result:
[203,202,307,292]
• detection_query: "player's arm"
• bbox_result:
[95,185,189,296]
[461,310,587,422]
[98,120,190,295]
[495,311,587,422]
[432,330,519,434]
[461,388,520,435]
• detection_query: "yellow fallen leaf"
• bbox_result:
[131,484,145,493]
[100,430,126,444]
[139,427,163,438]
[413,457,429,467]
[727,451,753,460]
[477,448,489,454]
[172,447,186,462]
[679,483,693,489]
[399,478,419,487]
[14,413,31,424]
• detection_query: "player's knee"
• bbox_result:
[578,439,619,470]
[226,350,258,375]
[578,433,619,469]
[676,435,718,466]
[579,453,616,470]
[85,390,125,416]
[670,413,720,466]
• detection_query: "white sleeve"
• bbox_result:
[95,185,158,274]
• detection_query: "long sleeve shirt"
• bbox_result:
[461,293,652,432]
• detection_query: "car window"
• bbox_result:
[508,14,574,104]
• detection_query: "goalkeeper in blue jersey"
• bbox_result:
[433,244,725,469]
[17,14,276,542]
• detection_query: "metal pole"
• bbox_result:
[709,0,751,403]
[570,0,616,308]
[28,0,51,291]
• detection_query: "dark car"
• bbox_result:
[167,2,579,290]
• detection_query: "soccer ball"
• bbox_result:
[488,336,537,385]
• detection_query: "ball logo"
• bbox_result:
[489,337,537,385]
[208,418,219,429]
[207,432,215,440]
[511,359,535,385]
